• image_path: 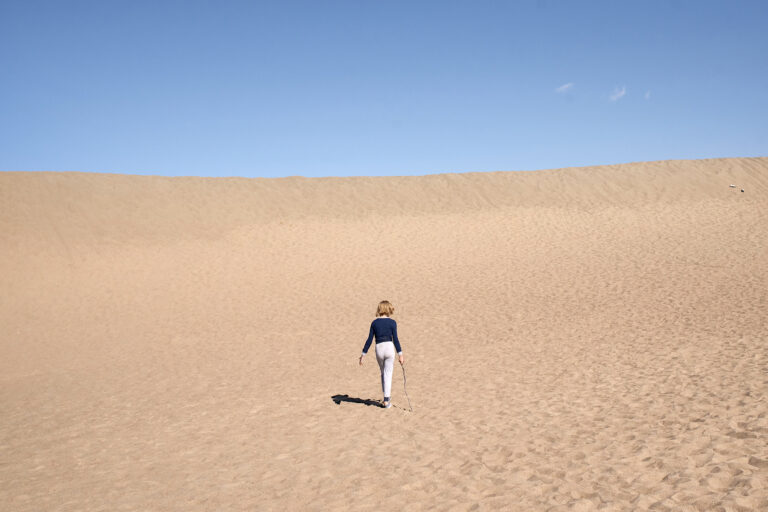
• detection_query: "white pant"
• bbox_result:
[375,341,395,399]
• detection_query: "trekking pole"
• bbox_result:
[400,362,413,412]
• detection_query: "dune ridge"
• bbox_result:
[1,158,767,511]
[2,157,767,243]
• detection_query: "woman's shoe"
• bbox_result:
[383,401,391,408]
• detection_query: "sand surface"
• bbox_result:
[1,158,767,511]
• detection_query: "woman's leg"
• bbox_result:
[375,342,395,402]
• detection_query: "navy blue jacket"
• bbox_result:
[361,317,402,355]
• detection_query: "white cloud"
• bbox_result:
[555,82,574,93]
[610,86,627,102]
[644,90,651,100]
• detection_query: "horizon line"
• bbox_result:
[2,155,766,180]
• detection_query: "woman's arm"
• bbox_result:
[392,322,402,355]
[361,323,374,357]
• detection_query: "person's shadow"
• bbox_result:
[331,394,383,408]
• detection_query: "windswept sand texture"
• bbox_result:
[1,158,767,511]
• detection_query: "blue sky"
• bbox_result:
[1,0,766,177]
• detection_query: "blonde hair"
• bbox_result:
[376,300,395,317]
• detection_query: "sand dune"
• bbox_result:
[1,158,767,511]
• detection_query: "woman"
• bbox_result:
[359,300,404,408]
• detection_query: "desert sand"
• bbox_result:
[1,157,767,511]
